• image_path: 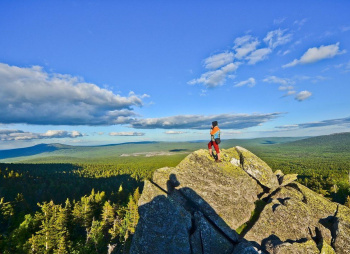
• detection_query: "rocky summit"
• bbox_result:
[130,147,350,254]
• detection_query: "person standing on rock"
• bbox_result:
[208,121,221,162]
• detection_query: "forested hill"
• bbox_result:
[0,144,60,160]
[286,132,350,152]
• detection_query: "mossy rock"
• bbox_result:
[150,148,261,230]
[236,146,279,190]
[280,174,298,187]
[273,240,319,254]
[245,184,334,245]
[319,240,336,254]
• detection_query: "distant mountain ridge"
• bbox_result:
[0,143,61,160]
[0,132,348,162]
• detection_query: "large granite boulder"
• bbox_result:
[235,146,279,191]
[332,216,350,254]
[152,148,262,230]
[130,146,350,254]
[244,183,336,245]
[130,181,192,254]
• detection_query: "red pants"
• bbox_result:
[208,141,220,154]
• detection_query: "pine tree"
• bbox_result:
[29,233,39,253]
[73,196,93,228]
[86,219,104,252]
[102,201,115,226]
[125,195,139,234]
[108,217,122,240]
[133,187,140,203]
[54,236,69,254]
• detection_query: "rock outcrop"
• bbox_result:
[130,147,350,254]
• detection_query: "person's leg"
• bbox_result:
[208,141,213,156]
[213,142,221,161]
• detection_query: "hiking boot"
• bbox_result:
[215,159,222,163]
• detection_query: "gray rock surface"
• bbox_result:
[235,146,279,191]
[280,174,298,187]
[130,181,192,254]
[332,217,350,254]
[130,146,350,254]
[152,148,261,230]
[245,183,334,245]
[232,241,260,254]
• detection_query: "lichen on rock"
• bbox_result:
[235,146,279,191]
[130,146,350,254]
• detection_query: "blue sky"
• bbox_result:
[1,0,350,149]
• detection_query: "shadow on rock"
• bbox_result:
[130,174,259,254]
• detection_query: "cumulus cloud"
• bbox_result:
[276,116,350,129]
[109,132,145,136]
[295,91,312,101]
[0,129,83,141]
[188,28,294,88]
[283,43,346,68]
[263,29,292,49]
[204,52,234,69]
[164,131,187,134]
[130,113,282,130]
[263,76,295,86]
[233,35,260,59]
[188,62,240,88]
[246,48,272,65]
[234,77,256,87]
[0,63,147,125]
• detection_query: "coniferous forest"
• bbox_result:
[1,133,350,253]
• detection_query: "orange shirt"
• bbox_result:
[210,126,220,135]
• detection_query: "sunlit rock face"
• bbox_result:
[130,147,350,254]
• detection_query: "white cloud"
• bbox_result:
[188,62,239,88]
[283,43,346,68]
[0,129,82,141]
[246,48,272,65]
[234,77,256,87]
[109,132,145,136]
[130,113,282,129]
[274,18,286,25]
[278,86,295,91]
[295,91,312,101]
[0,63,147,125]
[294,18,308,28]
[276,116,350,129]
[164,131,187,134]
[222,130,242,135]
[275,124,299,130]
[233,35,260,59]
[263,76,295,86]
[189,28,294,88]
[204,52,234,69]
[282,50,290,56]
[283,90,296,97]
[263,29,292,49]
